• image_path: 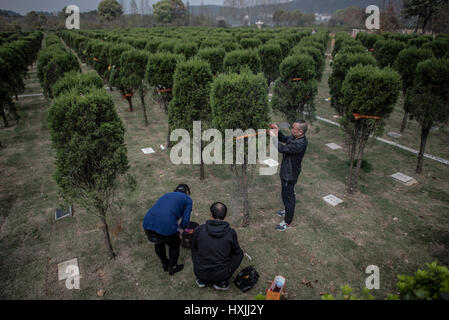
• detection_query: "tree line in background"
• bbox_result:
[1,0,448,32]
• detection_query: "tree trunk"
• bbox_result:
[98,212,116,259]
[400,110,408,133]
[416,123,431,174]
[8,101,20,124]
[125,95,133,112]
[200,142,205,180]
[167,122,172,148]
[1,107,9,128]
[347,139,357,194]
[139,88,149,126]
[352,142,367,193]
[241,158,249,227]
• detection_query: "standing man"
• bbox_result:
[269,120,308,231]
[191,202,244,290]
[142,184,192,275]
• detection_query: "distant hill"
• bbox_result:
[0,9,22,17]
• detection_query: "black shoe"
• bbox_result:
[162,263,169,272]
[213,280,229,291]
[168,264,184,275]
[196,278,206,288]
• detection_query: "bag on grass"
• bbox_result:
[234,266,259,293]
[181,221,199,249]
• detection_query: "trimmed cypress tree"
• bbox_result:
[146,52,184,146]
[52,71,104,97]
[174,42,198,60]
[43,52,80,98]
[290,45,324,80]
[405,58,449,174]
[210,71,270,227]
[394,47,434,133]
[421,40,449,58]
[240,38,262,50]
[47,88,129,259]
[120,49,149,122]
[258,43,282,85]
[328,53,377,116]
[108,43,133,99]
[168,58,213,180]
[197,47,226,76]
[271,54,317,123]
[373,39,406,68]
[356,32,382,50]
[223,49,261,74]
[341,65,402,194]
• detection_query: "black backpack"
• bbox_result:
[234,266,259,292]
[181,221,199,249]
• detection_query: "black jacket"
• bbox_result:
[191,220,243,282]
[274,132,308,182]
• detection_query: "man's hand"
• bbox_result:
[269,128,279,137]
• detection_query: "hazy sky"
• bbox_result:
[0,0,224,15]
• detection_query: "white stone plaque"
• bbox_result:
[391,172,413,183]
[141,147,155,154]
[326,143,342,150]
[322,194,343,206]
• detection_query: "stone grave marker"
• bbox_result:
[390,172,418,186]
[55,205,72,221]
[322,194,344,207]
[261,158,279,167]
[387,132,402,138]
[141,147,155,154]
[326,143,342,150]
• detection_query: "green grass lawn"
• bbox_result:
[0,46,448,300]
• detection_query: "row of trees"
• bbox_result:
[61,27,326,226]
[35,33,129,259]
[329,31,449,193]
[0,31,43,128]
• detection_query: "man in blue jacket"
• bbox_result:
[269,120,308,231]
[143,184,192,275]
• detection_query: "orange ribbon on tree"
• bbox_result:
[353,113,381,120]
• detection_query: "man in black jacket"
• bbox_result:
[191,202,244,290]
[269,120,308,231]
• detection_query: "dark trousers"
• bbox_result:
[281,179,296,225]
[145,229,181,268]
[193,252,243,284]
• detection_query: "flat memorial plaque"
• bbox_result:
[391,172,417,186]
[322,194,343,207]
[326,143,342,150]
[387,132,402,138]
[55,205,72,221]
[57,258,79,281]
[391,172,412,183]
[261,158,279,167]
[141,147,155,154]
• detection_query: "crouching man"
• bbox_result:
[191,202,244,290]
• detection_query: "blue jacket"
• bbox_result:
[142,192,192,236]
